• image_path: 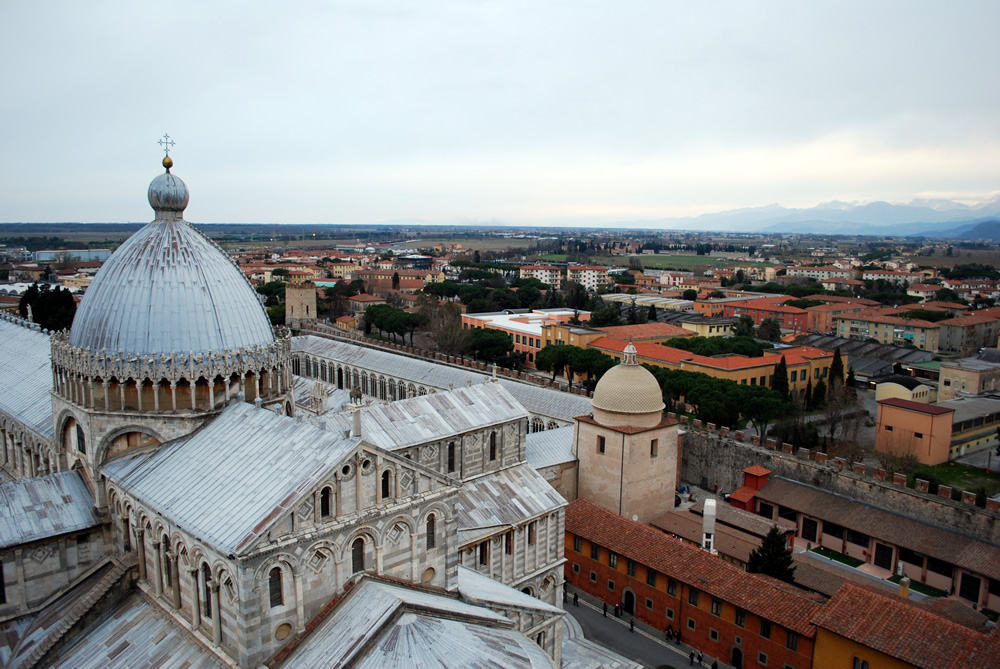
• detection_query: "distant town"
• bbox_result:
[3,218,1000,667]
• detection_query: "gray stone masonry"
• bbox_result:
[680,429,1000,544]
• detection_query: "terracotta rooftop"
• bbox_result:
[727,487,758,505]
[566,498,821,637]
[743,464,772,477]
[811,584,1000,668]
[598,322,696,340]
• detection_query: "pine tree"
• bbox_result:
[772,356,790,401]
[846,369,857,388]
[647,304,658,322]
[829,347,845,389]
[804,379,813,410]
[813,379,827,408]
[747,526,796,583]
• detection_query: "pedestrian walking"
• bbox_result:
[689,650,695,665]
[573,592,579,607]
[675,630,681,645]
[711,661,719,669]
[698,651,703,665]
[603,602,607,617]
[629,618,635,633]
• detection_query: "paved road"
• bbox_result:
[566,584,727,669]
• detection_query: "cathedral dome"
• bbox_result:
[68,159,274,356]
[591,343,664,415]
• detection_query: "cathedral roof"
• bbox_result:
[456,463,567,546]
[287,578,553,668]
[293,335,592,422]
[321,383,528,449]
[102,401,360,555]
[67,161,273,357]
[0,316,54,440]
[0,472,98,549]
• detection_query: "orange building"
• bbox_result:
[875,398,954,465]
[589,339,841,399]
[566,499,819,669]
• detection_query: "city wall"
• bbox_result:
[678,418,1000,545]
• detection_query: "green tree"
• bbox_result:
[846,369,857,388]
[829,348,844,389]
[392,272,400,290]
[589,304,622,327]
[772,356,790,401]
[18,284,77,331]
[682,289,698,301]
[536,345,571,383]
[267,303,285,325]
[647,303,658,321]
[756,317,782,342]
[812,379,827,408]
[732,314,755,337]
[739,386,786,441]
[804,379,813,410]
[747,526,796,583]
[470,328,514,364]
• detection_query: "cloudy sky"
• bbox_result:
[1,1,997,226]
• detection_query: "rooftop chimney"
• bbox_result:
[702,498,718,555]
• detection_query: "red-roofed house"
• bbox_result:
[729,465,772,512]
[566,498,819,669]
[811,583,1000,669]
[875,398,954,465]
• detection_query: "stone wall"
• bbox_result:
[680,428,1000,544]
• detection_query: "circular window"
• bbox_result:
[341,464,352,477]
[422,567,436,584]
[361,458,373,474]
[275,623,292,641]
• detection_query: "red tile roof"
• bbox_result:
[566,498,820,637]
[878,397,955,415]
[727,486,758,504]
[743,465,772,477]
[598,322,696,340]
[811,584,1000,668]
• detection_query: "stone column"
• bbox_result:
[170,381,178,411]
[190,567,201,628]
[136,529,146,580]
[210,582,222,645]
[152,541,163,596]
[294,572,305,634]
[169,553,181,609]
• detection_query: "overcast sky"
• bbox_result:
[1,1,998,226]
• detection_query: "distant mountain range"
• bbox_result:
[637,195,1000,237]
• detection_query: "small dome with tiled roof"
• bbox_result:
[591,342,664,415]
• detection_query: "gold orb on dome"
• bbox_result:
[162,156,174,170]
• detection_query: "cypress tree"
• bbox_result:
[804,379,813,410]
[747,526,796,583]
[830,347,845,388]
[772,356,790,401]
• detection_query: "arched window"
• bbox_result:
[320,487,332,518]
[202,563,212,618]
[426,515,436,549]
[489,431,497,462]
[381,470,391,500]
[268,567,283,608]
[447,442,455,473]
[162,535,171,587]
[352,538,365,573]
[76,424,86,454]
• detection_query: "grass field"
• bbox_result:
[810,545,865,568]
[909,461,1000,498]
[888,574,947,598]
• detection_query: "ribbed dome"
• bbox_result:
[591,343,665,415]
[68,166,274,356]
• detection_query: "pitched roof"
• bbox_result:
[566,498,821,637]
[322,383,528,450]
[457,464,567,545]
[525,425,575,469]
[756,478,1000,581]
[286,577,553,668]
[103,402,361,555]
[597,323,695,340]
[0,472,99,549]
[811,584,1000,668]
[292,335,593,423]
[743,464,772,477]
[0,315,55,440]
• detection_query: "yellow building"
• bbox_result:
[811,583,997,669]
